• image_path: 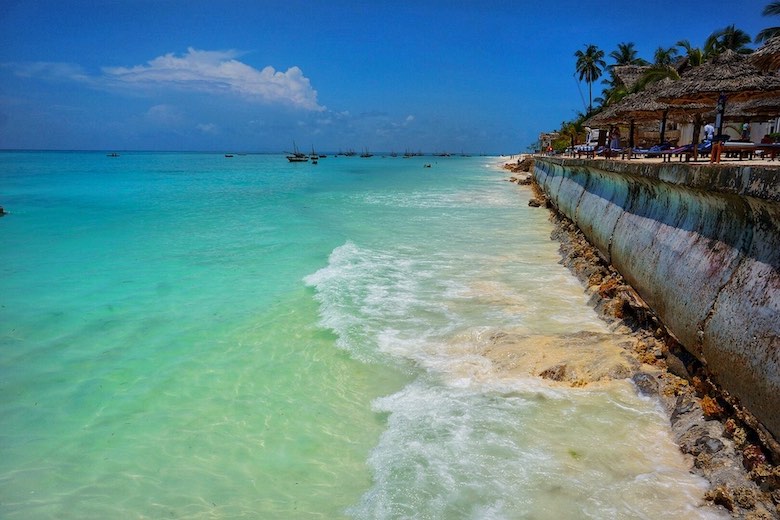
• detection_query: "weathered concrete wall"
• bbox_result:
[535,157,780,441]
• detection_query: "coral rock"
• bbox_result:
[701,395,725,418]
[539,364,567,381]
[705,485,735,511]
[743,445,768,472]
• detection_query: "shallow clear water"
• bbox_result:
[0,152,724,518]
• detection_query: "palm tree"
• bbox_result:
[599,68,621,108]
[560,119,586,151]
[608,42,649,66]
[602,84,631,106]
[633,65,680,92]
[653,46,679,66]
[574,44,606,115]
[634,47,682,92]
[756,1,780,43]
[599,42,649,107]
[705,25,753,56]
[676,39,704,66]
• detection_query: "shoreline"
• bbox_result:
[504,157,780,519]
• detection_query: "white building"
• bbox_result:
[678,117,780,144]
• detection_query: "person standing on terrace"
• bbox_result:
[704,122,715,143]
[610,127,621,149]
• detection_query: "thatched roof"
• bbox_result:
[612,65,651,91]
[589,95,780,126]
[656,50,780,104]
[584,79,709,126]
[750,36,780,72]
[726,94,780,119]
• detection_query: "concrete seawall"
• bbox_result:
[534,157,780,441]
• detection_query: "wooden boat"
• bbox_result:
[286,142,309,162]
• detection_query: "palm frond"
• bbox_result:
[756,27,780,43]
[763,1,780,16]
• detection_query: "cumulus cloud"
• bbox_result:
[6,48,324,112]
[103,48,324,111]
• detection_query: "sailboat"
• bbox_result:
[286,141,309,162]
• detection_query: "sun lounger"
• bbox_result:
[756,143,780,160]
[574,146,596,159]
[721,141,757,160]
[661,144,694,162]
[596,147,624,158]
[621,142,673,160]
[622,148,648,159]
[641,143,674,158]
[575,146,618,159]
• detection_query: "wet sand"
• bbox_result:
[502,156,780,519]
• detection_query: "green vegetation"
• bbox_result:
[756,1,780,42]
[704,24,753,55]
[574,44,606,116]
[608,42,649,67]
[552,2,774,152]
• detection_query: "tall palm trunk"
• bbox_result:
[588,83,593,114]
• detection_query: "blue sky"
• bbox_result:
[0,0,771,153]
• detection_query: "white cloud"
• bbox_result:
[196,122,218,134]
[145,104,183,125]
[103,48,324,111]
[9,61,91,83]
[7,50,324,112]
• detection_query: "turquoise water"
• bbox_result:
[0,152,723,519]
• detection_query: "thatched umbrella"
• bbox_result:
[585,79,711,150]
[655,50,780,161]
[656,50,780,104]
[750,36,780,72]
[612,65,651,91]
[583,80,672,129]
[725,95,780,119]
[590,86,711,123]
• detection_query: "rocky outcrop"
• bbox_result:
[533,157,780,449]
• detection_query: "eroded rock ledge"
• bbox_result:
[533,157,779,445]
[505,158,780,518]
[548,209,779,518]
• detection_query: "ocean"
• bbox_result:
[0,152,725,519]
